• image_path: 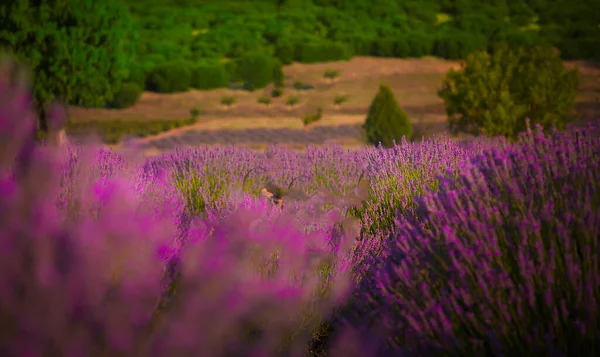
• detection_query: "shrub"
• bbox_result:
[220,95,236,107]
[285,96,300,107]
[323,69,341,80]
[438,43,580,140]
[333,95,349,105]
[363,83,412,147]
[293,81,313,90]
[359,125,600,356]
[190,62,230,90]
[146,61,192,93]
[271,88,283,98]
[302,107,323,126]
[107,82,142,109]
[190,107,200,120]
[258,96,272,105]
[237,52,274,91]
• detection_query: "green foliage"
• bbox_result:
[333,95,349,105]
[190,107,200,120]
[146,61,192,93]
[271,88,284,98]
[127,61,148,89]
[258,96,272,105]
[190,62,230,90]
[65,118,197,144]
[293,81,313,90]
[432,28,488,60]
[295,41,351,63]
[237,52,274,91]
[274,40,297,65]
[107,82,142,109]
[363,84,413,147]
[0,0,137,133]
[220,95,236,107]
[285,95,300,107]
[303,107,323,126]
[273,60,285,88]
[438,43,580,140]
[223,59,241,82]
[323,69,341,80]
[173,168,230,217]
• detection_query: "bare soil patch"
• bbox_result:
[72,56,599,155]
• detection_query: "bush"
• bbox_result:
[285,96,300,107]
[237,52,274,91]
[438,43,580,140]
[295,41,351,63]
[363,84,412,147]
[323,69,341,80]
[190,107,200,120]
[258,96,272,105]
[146,61,192,93]
[107,82,142,109]
[359,125,600,356]
[333,95,349,105]
[271,88,283,98]
[302,107,323,126]
[190,62,230,90]
[293,81,313,90]
[220,95,236,107]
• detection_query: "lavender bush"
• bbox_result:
[1,62,599,357]
[355,124,600,356]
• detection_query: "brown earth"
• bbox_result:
[68,56,600,155]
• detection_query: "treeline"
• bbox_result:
[119,0,599,94]
[1,0,597,131]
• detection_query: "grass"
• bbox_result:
[65,117,198,144]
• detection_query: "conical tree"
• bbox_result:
[363,84,412,147]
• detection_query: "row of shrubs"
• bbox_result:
[111,26,545,109]
[65,118,198,144]
[131,53,284,94]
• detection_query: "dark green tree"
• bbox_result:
[363,84,413,147]
[0,0,136,137]
[438,43,579,140]
[238,52,274,91]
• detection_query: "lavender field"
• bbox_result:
[2,72,600,357]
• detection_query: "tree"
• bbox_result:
[363,84,413,147]
[438,42,579,140]
[0,0,137,138]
